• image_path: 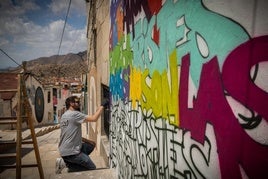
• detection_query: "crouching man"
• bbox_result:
[56,96,109,173]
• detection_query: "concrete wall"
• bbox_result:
[0,98,15,130]
[0,99,11,117]
[25,75,52,126]
[86,0,110,154]
[25,76,68,126]
[109,0,268,178]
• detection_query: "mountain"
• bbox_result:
[26,51,87,66]
[7,51,88,85]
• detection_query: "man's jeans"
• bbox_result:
[62,142,96,172]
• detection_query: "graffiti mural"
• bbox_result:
[109,0,268,178]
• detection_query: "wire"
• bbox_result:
[0,48,22,67]
[57,0,72,56]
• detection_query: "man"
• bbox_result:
[56,96,109,174]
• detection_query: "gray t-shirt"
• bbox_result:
[58,110,88,156]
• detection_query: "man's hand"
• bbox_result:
[101,99,110,108]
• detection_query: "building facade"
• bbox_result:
[0,73,18,130]
[24,74,70,126]
[87,0,268,178]
[85,0,110,157]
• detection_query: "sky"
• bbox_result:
[0,0,88,69]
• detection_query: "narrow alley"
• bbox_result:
[0,125,116,179]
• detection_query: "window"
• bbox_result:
[101,84,110,138]
[59,89,61,99]
[47,91,51,103]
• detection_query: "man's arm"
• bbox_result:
[84,106,104,122]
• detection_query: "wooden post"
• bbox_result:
[21,62,44,179]
[16,74,22,179]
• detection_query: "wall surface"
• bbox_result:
[109,0,268,178]
[25,76,68,126]
[86,0,110,154]
[25,75,50,125]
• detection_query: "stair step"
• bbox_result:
[0,120,17,124]
[0,153,16,159]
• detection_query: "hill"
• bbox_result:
[8,51,88,84]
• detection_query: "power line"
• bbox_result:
[0,48,22,67]
[57,0,72,56]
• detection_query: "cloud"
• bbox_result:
[0,0,40,17]
[49,0,86,16]
[0,0,87,69]
[4,19,86,59]
[0,0,39,36]
[49,0,69,15]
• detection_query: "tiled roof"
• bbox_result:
[0,73,18,100]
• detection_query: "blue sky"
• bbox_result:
[0,0,87,69]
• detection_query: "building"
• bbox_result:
[86,0,268,178]
[0,72,73,129]
[85,0,110,164]
[25,74,68,125]
[0,73,18,130]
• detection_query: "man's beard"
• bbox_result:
[74,105,81,111]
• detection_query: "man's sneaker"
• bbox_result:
[55,158,66,174]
